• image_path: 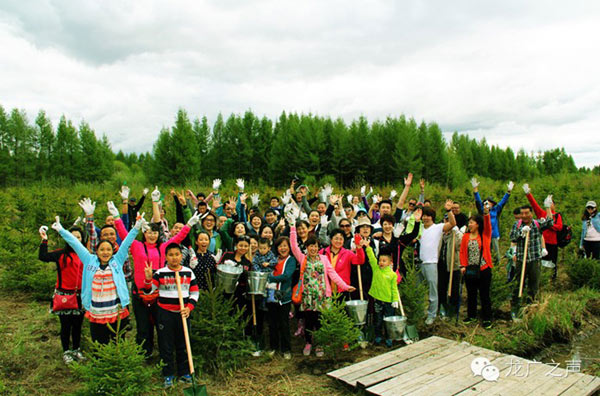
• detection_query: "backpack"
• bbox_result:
[555,213,572,248]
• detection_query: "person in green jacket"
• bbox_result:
[364,242,400,348]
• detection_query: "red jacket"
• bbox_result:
[39,242,83,292]
[526,193,563,245]
[319,245,365,285]
[459,214,493,271]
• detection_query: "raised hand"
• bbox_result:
[78,197,96,216]
[507,181,514,193]
[404,173,413,186]
[285,209,296,226]
[134,212,146,230]
[120,185,130,200]
[142,187,149,196]
[444,199,454,211]
[73,216,82,226]
[347,194,353,204]
[372,194,380,204]
[360,185,366,196]
[151,186,161,202]
[470,177,479,189]
[236,178,245,191]
[522,183,531,195]
[144,261,153,281]
[390,190,398,200]
[187,211,201,227]
[251,193,260,206]
[39,225,48,240]
[212,178,222,191]
[281,191,291,205]
[177,190,186,206]
[544,195,553,209]
[107,201,120,217]
[240,193,248,203]
[212,196,221,210]
[51,216,63,232]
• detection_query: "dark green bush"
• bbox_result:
[566,257,600,290]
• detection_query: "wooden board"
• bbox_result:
[560,376,600,395]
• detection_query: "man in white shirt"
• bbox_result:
[419,199,456,325]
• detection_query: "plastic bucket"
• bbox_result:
[345,300,368,325]
[247,271,270,295]
[216,264,243,293]
[384,315,407,341]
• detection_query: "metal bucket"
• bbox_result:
[345,300,368,325]
[247,271,270,295]
[384,315,407,341]
[542,260,555,268]
[216,264,243,293]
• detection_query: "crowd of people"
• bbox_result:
[38,175,599,387]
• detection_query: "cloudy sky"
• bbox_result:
[1,1,599,167]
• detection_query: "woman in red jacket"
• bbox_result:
[38,225,86,364]
[460,205,493,329]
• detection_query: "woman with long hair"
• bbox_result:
[580,201,600,259]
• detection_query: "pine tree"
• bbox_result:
[151,127,174,183]
[35,110,54,180]
[170,109,201,183]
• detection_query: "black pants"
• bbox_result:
[465,267,492,321]
[583,240,600,259]
[58,314,84,351]
[374,300,394,340]
[90,317,130,345]
[542,243,559,278]
[132,294,158,357]
[267,302,291,353]
[437,262,460,309]
[247,296,266,349]
[304,310,321,344]
[157,307,190,377]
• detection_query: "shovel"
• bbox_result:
[518,230,530,298]
[175,271,208,396]
[447,232,456,297]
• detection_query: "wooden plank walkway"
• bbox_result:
[327,336,600,396]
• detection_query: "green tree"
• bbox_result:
[170,109,201,183]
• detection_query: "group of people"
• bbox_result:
[38,175,599,387]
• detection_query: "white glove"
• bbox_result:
[187,211,201,227]
[391,302,399,309]
[39,225,48,239]
[251,193,260,207]
[212,178,222,191]
[470,177,479,189]
[521,225,531,236]
[151,186,161,202]
[78,197,96,216]
[372,195,380,204]
[544,195,553,209]
[507,181,514,192]
[320,215,329,226]
[51,216,63,232]
[522,183,531,194]
[120,185,130,200]
[134,212,146,230]
[347,194,353,204]
[369,186,373,194]
[323,183,333,195]
[141,219,151,233]
[142,187,149,196]
[236,178,245,191]
[360,185,366,196]
[452,226,460,234]
[390,190,398,200]
[281,192,291,205]
[107,201,120,217]
[286,210,296,226]
[266,282,277,290]
[73,216,82,226]
[459,226,467,234]
[541,248,548,257]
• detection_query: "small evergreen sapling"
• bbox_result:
[313,295,361,362]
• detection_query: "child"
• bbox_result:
[253,238,278,303]
[144,243,199,389]
[364,242,400,348]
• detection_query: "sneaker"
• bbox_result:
[463,317,477,324]
[385,339,393,348]
[62,351,74,364]
[180,374,193,384]
[303,343,312,356]
[294,319,305,337]
[439,305,448,319]
[163,376,175,389]
[283,352,292,360]
[251,350,262,357]
[267,350,276,357]
[71,349,85,362]
[315,348,324,357]
[482,320,493,329]
[425,317,435,326]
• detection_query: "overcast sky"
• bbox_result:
[1,1,599,167]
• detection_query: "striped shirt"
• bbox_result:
[144,266,199,312]
[87,266,129,323]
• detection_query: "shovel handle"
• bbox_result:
[251,294,257,326]
[448,232,456,297]
[518,230,530,298]
[357,264,364,301]
[397,291,406,317]
[175,271,195,375]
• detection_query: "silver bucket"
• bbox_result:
[216,264,243,294]
[345,300,368,325]
[247,271,270,295]
[384,315,407,341]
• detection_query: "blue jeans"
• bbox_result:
[374,300,395,340]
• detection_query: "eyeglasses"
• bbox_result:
[587,206,596,210]
[408,202,416,206]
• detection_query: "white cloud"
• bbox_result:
[0,0,599,167]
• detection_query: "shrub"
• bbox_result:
[566,257,600,290]
[71,320,161,396]
[313,294,361,361]
[190,282,252,376]
[490,265,512,313]
[398,261,428,326]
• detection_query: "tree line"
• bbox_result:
[0,104,590,187]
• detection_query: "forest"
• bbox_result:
[0,104,592,188]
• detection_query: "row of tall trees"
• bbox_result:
[0,104,583,187]
[0,105,114,185]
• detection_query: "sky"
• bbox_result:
[1,1,599,167]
